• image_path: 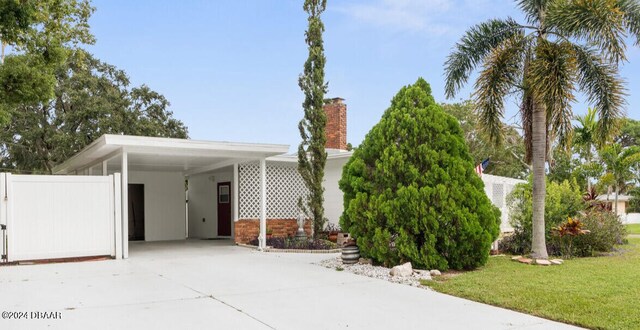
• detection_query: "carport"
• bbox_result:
[54,134,289,258]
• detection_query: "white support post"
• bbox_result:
[113,173,122,259]
[232,163,239,239]
[88,167,93,175]
[121,151,129,259]
[259,158,267,251]
[102,160,108,176]
[185,177,188,239]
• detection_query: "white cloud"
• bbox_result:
[333,0,454,34]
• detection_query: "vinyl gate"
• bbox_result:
[0,173,123,263]
[481,174,527,233]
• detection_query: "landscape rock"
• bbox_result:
[414,270,432,281]
[511,256,522,261]
[429,269,442,276]
[517,258,533,264]
[535,259,552,266]
[550,259,563,265]
[390,262,413,277]
[358,258,372,265]
[318,258,429,287]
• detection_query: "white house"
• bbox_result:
[1,98,521,262]
[52,99,351,255]
[596,193,632,218]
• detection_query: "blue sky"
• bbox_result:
[88,0,640,151]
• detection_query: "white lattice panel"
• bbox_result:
[492,183,505,208]
[238,162,309,219]
[238,162,261,219]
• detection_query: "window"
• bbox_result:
[219,185,230,203]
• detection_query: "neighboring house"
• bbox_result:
[596,193,632,217]
[3,98,521,260]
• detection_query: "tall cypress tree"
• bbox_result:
[298,0,328,237]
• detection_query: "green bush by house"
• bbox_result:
[502,179,626,257]
[502,179,585,255]
[339,78,500,271]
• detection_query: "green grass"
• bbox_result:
[626,224,640,235]
[422,238,640,330]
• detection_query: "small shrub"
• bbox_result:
[498,233,529,255]
[551,218,589,258]
[583,187,612,212]
[571,210,627,257]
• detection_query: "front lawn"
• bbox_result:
[422,238,640,329]
[626,224,640,235]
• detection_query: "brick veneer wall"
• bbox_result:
[234,219,312,244]
[324,98,347,150]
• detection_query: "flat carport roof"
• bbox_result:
[53,134,290,175]
[52,134,290,259]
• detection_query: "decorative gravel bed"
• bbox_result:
[318,257,432,287]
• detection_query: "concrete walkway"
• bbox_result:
[0,240,580,330]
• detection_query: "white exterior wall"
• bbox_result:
[323,157,349,228]
[129,171,186,241]
[188,170,233,238]
[616,201,627,217]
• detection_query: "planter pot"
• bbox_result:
[328,232,338,243]
[341,245,360,264]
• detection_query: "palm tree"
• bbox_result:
[599,143,640,215]
[574,107,604,190]
[444,0,637,258]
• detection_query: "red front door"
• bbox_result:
[217,182,231,236]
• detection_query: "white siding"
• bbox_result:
[129,171,186,241]
[323,157,349,228]
[188,170,233,238]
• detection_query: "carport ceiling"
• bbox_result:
[107,153,238,173]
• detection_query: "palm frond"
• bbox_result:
[516,0,551,24]
[574,107,600,149]
[444,18,524,98]
[529,40,577,148]
[473,34,530,144]
[572,44,626,145]
[546,0,627,63]
[616,0,640,46]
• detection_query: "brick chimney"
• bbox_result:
[324,98,347,150]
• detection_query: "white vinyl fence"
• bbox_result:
[0,173,122,262]
[482,174,526,232]
[625,213,640,224]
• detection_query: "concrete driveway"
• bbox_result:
[0,240,579,330]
